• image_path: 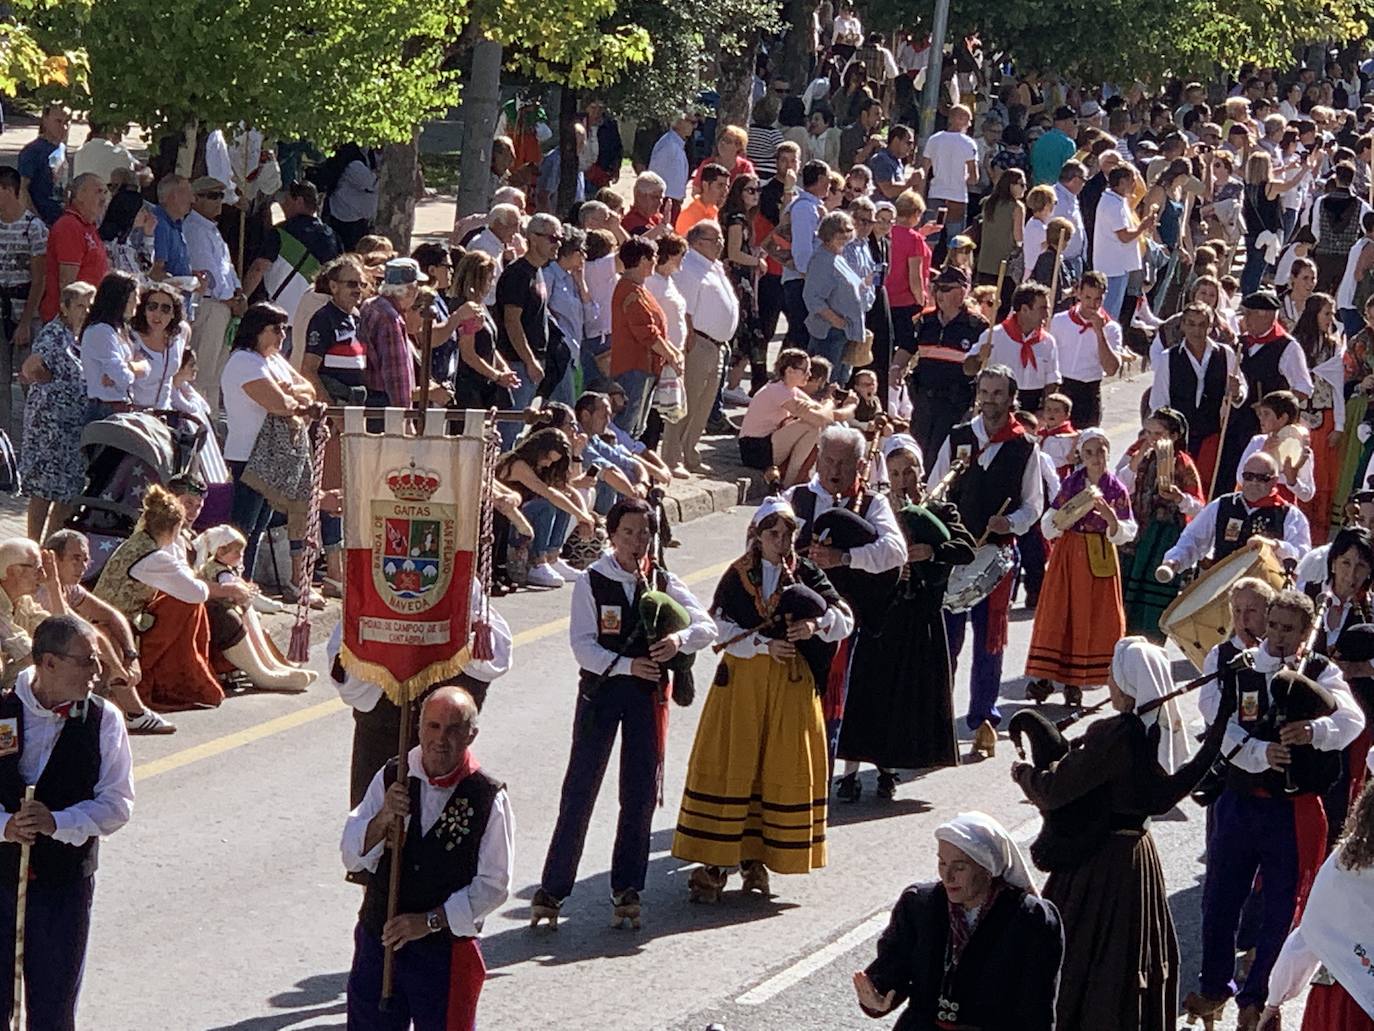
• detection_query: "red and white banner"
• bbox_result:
[339,408,488,700]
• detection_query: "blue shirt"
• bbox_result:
[17,139,65,226]
[537,150,585,206]
[866,148,905,192]
[152,205,190,277]
[802,248,866,341]
[1031,128,1076,186]
[843,238,877,312]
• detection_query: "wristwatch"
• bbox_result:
[840,552,853,567]
[425,910,443,934]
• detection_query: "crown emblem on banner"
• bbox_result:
[386,461,441,501]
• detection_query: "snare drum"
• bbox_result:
[1158,541,1285,670]
[943,543,1016,613]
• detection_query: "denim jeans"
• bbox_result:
[614,368,654,438]
[500,359,542,449]
[1102,274,1129,324]
[522,496,571,557]
[229,460,275,579]
[808,327,850,384]
[1240,237,1269,295]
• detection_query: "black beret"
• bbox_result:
[1334,623,1374,663]
[934,265,971,288]
[1241,291,1282,311]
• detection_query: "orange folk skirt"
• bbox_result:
[1024,530,1125,687]
[1299,408,1338,545]
[138,594,225,711]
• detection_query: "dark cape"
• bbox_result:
[837,498,975,769]
[863,881,1063,1031]
[1016,714,1197,1031]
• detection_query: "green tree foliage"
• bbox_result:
[0,2,88,99]
[51,0,458,148]
[473,0,653,89]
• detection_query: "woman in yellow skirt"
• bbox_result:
[672,497,855,901]
[1024,428,1137,706]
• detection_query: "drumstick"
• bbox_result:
[976,500,1012,547]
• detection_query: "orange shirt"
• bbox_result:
[610,277,667,376]
[674,198,719,236]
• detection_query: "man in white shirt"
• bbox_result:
[920,103,979,238]
[467,203,522,307]
[782,159,831,346]
[183,176,247,412]
[647,116,696,224]
[0,615,134,1030]
[666,220,739,475]
[342,685,513,1028]
[1092,166,1157,322]
[71,121,142,187]
[1048,272,1122,426]
[984,282,1060,413]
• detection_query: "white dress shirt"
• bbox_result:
[1149,340,1239,411]
[1235,433,1316,502]
[569,553,716,678]
[468,229,505,307]
[1236,335,1313,397]
[327,584,513,713]
[714,558,855,657]
[1198,641,1365,775]
[1162,495,1312,568]
[129,543,210,604]
[1050,309,1124,383]
[129,327,189,410]
[674,248,740,343]
[1201,634,1254,710]
[329,159,379,223]
[646,272,687,350]
[926,415,1046,536]
[1294,543,1330,594]
[341,746,514,937]
[82,323,146,402]
[0,668,134,846]
[184,210,240,301]
[648,131,690,202]
[783,478,909,573]
[986,325,1060,391]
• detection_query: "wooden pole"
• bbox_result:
[1208,387,1236,499]
[417,313,435,408]
[966,258,1007,376]
[11,785,33,1031]
[1046,234,1067,313]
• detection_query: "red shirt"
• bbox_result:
[610,278,667,376]
[621,207,664,236]
[42,208,107,321]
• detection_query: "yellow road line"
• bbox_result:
[133,557,736,782]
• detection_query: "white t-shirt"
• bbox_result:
[1337,236,1372,310]
[220,349,295,462]
[922,130,978,203]
[1022,215,1049,278]
[1091,191,1142,277]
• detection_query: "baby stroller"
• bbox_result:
[67,411,208,583]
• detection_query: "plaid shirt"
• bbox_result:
[358,294,413,405]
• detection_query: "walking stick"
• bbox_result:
[969,258,1007,375]
[11,785,33,1031]
[1208,381,1237,499]
[1046,234,1067,312]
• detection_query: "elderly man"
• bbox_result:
[359,257,426,408]
[150,174,193,282]
[664,220,739,476]
[342,685,512,1030]
[39,173,106,322]
[243,180,342,308]
[648,115,696,224]
[17,103,70,226]
[467,202,522,307]
[0,537,67,685]
[1052,160,1088,280]
[184,176,247,412]
[0,614,134,1031]
[622,171,667,237]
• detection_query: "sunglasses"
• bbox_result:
[1241,471,1275,483]
[145,300,174,314]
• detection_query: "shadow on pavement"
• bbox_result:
[203,972,348,1031]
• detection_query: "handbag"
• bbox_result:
[842,329,874,368]
[240,414,314,515]
[653,366,687,423]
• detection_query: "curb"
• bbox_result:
[662,473,764,525]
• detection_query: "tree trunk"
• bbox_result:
[716,32,758,131]
[456,37,504,220]
[374,134,422,252]
[556,86,579,217]
[776,0,818,95]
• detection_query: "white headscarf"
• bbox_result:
[1111,636,1191,774]
[881,432,922,464]
[751,497,798,527]
[1075,427,1110,466]
[934,811,1036,893]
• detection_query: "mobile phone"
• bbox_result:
[936,206,948,224]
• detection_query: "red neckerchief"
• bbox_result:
[1246,487,1286,509]
[1241,322,1287,351]
[50,698,86,719]
[985,417,1027,445]
[1038,420,1076,439]
[1067,306,1109,331]
[427,750,481,789]
[1000,316,1043,370]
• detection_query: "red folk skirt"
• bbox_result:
[138,594,225,711]
[1024,530,1125,687]
[1302,982,1374,1031]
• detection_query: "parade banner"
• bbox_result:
[339,407,488,699]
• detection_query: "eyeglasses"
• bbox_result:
[1241,471,1276,483]
[533,232,565,243]
[145,301,173,314]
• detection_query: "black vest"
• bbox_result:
[1221,656,1341,797]
[1167,344,1228,449]
[791,485,897,629]
[1238,335,1291,402]
[0,693,108,886]
[359,761,503,938]
[791,484,878,550]
[1211,493,1290,563]
[946,423,1035,543]
[583,568,651,680]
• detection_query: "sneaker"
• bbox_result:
[526,563,565,588]
[722,387,752,407]
[549,558,582,580]
[126,710,177,735]
[671,464,690,479]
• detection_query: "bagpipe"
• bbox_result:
[1010,662,1243,873]
[807,504,899,629]
[712,575,833,692]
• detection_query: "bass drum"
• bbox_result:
[1158,541,1285,670]
[943,543,1016,614]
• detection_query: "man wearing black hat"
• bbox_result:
[1214,290,1313,500]
[890,266,986,461]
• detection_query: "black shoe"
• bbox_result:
[706,416,738,436]
[876,771,898,800]
[835,772,861,802]
[1023,590,1039,609]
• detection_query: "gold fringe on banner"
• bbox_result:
[340,644,474,706]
